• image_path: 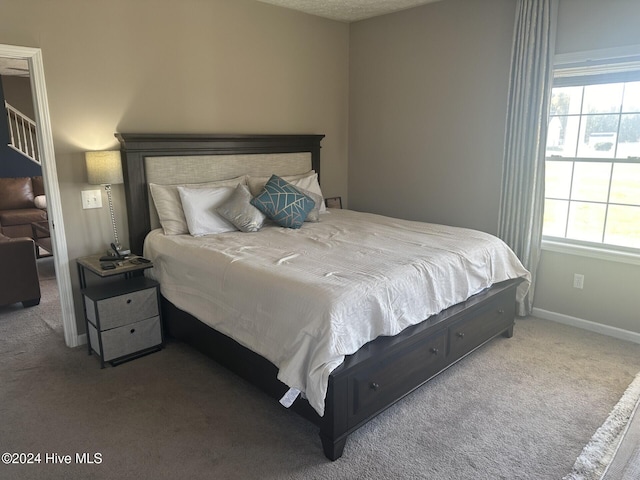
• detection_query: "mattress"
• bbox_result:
[144,209,531,416]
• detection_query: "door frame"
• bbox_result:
[0,44,77,347]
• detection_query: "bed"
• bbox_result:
[118,133,530,460]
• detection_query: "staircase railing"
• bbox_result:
[5,101,39,165]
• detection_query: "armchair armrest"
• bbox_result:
[0,235,36,254]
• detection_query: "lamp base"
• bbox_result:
[105,247,131,258]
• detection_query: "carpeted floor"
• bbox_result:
[1,267,640,479]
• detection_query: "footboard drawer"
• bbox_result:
[448,289,515,360]
[347,329,447,427]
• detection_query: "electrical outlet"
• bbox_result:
[81,190,102,209]
[573,273,584,289]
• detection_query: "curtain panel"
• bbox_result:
[498,0,558,316]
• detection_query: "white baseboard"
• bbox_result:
[532,308,640,345]
[76,333,87,346]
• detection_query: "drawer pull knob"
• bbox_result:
[130,328,136,334]
[498,308,504,314]
[370,382,380,391]
[430,348,439,355]
[126,299,132,304]
[456,332,465,339]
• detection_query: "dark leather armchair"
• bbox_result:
[0,233,41,307]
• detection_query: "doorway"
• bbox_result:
[0,44,77,347]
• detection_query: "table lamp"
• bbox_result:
[85,150,129,256]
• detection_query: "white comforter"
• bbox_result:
[144,209,531,416]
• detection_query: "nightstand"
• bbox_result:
[77,254,163,368]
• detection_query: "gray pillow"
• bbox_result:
[296,186,323,222]
[216,184,266,232]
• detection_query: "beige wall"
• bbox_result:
[349,0,516,233]
[0,0,349,333]
[555,0,640,54]
[349,0,640,335]
[535,251,640,333]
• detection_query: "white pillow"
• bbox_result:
[177,186,237,236]
[248,171,326,213]
[149,176,246,235]
[247,171,315,197]
[34,195,47,210]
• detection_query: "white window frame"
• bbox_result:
[542,45,640,265]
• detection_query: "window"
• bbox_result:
[543,64,640,253]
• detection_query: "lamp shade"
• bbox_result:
[85,150,123,185]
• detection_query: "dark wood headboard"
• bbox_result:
[116,133,325,255]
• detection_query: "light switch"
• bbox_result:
[82,189,102,209]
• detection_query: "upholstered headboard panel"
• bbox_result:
[144,153,312,185]
[117,134,324,255]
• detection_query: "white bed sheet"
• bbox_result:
[144,209,531,416]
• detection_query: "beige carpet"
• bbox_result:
[1,274,640,479]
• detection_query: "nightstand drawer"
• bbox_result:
[88,316,162,362]
[86,286,159,330]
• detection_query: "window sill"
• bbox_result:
[542,240,640,266]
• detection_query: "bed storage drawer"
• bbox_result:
[448,289,515,360]
[347,329,447,427]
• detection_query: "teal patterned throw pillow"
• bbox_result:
[250,175,315,229]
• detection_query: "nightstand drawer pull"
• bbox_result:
[130,328,136,334]
[456,332,465,339]
[127,299,132,304]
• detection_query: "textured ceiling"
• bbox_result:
[255,0,442,22]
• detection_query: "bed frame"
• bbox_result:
[118,133,521,461]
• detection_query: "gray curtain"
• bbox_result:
[498,0,558,316]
